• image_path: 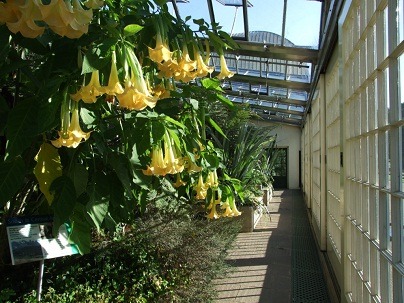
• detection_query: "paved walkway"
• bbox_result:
[214,189,330,303]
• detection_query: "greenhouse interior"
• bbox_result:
[0,0,403,302]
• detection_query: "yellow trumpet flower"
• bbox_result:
[52,98,90,148]
[117,76,158,111]
[71,70,104,103]
[207,192,220,219]
[5,0,45,38]
[64,0,92,39]
[221,200,235,217]
[205,170,219,188]
[142,144,167,176]
[217,54,234,80]
[148,33,173,63]
[228,196,242,217]
[41,0,74,30]
[102,51,124,96]
[194,174,208,200]
[163,132,184,175]
[118,47,158,110]
[68,101,91,141]
[173,173,186,188]
[193,49,214,78]
[177,45,197,72]
[84,0,104,9]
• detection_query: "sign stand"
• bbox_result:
[37,260,44,301]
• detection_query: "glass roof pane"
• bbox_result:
[285,0,322,48]
[173,1,211,32]
[211,1,247,37]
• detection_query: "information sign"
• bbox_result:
[6,215,79,265]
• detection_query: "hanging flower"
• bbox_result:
[52,94,90,148]
[194,174,208,200]
[71,70,104,103]
[217,54,234,80]
[173,173,186,188]
[221,200,235,217]
[64,0,93,39]
[102,51,124,96]
[84,0,104,9]
[206,190,220,219]
[148,33,173,63]
[5,0,45,38]
[228,196,241,216]
[193,48,214,78]
[163,132,184,175]
[205,169,219,188]
[184,156,202,173]
[117,47,158,110]
[142,144,167,176]
[41,0,74,35]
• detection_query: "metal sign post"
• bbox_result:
[37,260,44,301]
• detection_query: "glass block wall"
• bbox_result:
[301,0,404,301]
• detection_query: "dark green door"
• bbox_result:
[272,148,288,189]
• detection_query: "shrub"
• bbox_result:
[0,214,240,303]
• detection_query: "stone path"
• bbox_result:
[214,190,330,303]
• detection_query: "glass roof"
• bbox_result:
[169,0,324,126]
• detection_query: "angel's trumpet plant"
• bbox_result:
[163,131,184,175]
[148,33,173,63]
[221,199,234,217]
[102,51,124,96]
[4,0,45,38]
[205,169,218,188]
[228,195,241,216]
[117,47,158,110]
[52,92,90,148]
[194,174,208,200]
[84,0,104,9]
[64,0,93,39]
[193,47,214,78]
[71,70,104,103]
[173,173,186,188]
[207,189,220,219]
[142,144,167,176]
[217,54,234,80]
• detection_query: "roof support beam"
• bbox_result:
[223,90,307,106]
[221,73,311,91]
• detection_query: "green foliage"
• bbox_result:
[0,0,244,258]
[0,211,241,303]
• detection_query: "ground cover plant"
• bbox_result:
[0,209,241,302]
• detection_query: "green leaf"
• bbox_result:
[207,117,226,138]
[151,120,165,144]
[0,157,25,207]
[108,153,134,197]
[217,94,235,108]
[86,172,110,231]
[154,0,168,6]
[193,18,205,26]
[69,203,92,254]
[201,78,221,90]
[0,27,10,63]
[5,97,38,159]
[123,24,143,37]
[68,164,88,198]
[50,176,77,234]
[164,116,186,129]
[218,30,240,49]
[0,95,9,135]
[33,143,63,205]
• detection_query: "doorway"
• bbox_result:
[272,148,288,189]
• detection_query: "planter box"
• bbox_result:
[237,206,262,233]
